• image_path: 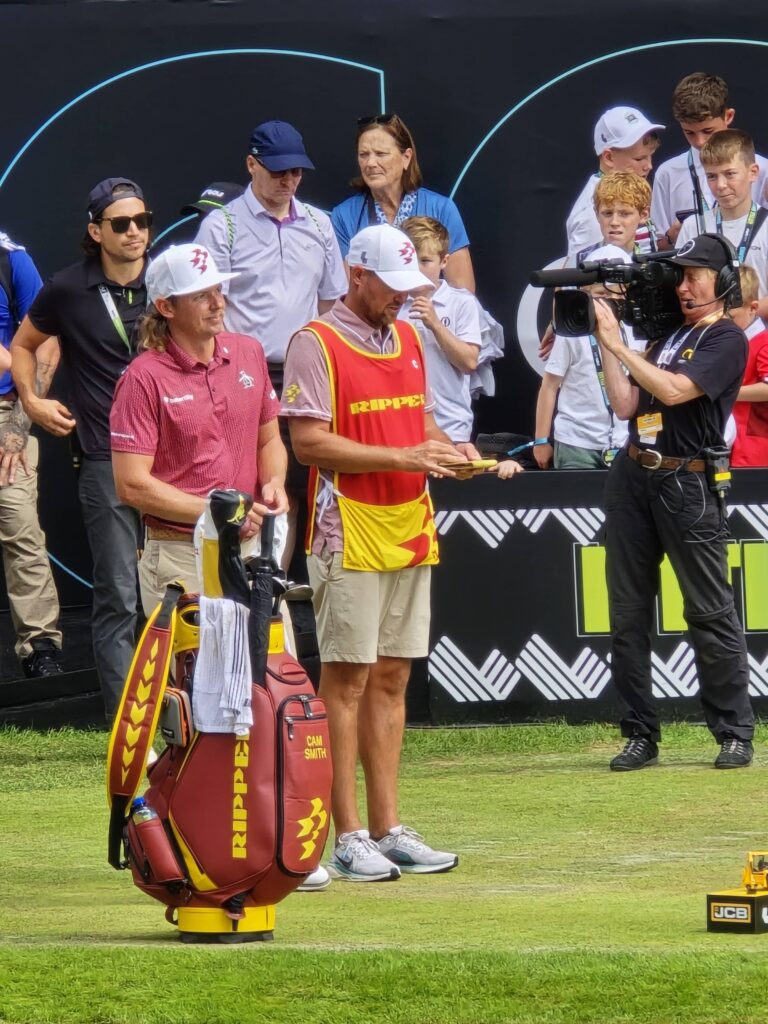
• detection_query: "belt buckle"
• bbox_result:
[641,448,663,470]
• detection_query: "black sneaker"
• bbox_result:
[610,735,659,772]
[22,639,63,678]
[714,735,753,769]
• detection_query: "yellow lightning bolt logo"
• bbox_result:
[226,496,246,525]
[284,383,301,404]
[296,797,327,861]
[120,639,158,786]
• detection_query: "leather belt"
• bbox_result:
[628,443,706,473]
[0,390,18,404]
[147,526,194,543]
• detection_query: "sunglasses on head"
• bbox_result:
[357,112,396,128]
[97,211,153,233]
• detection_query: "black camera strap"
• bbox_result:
[687,151,709,233]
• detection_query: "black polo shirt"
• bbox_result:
[628,317,748,456]
[28,256,147,458]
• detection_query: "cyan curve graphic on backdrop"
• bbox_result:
[450,38,768,199]
[448,37,768,375]
[0,48,386,589]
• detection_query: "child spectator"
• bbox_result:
[730,265,768,467]
[565,106,664,265]
[537,173,650,469]
[651,73,768,246]
[400,216,481,443]
[676,130,768,318]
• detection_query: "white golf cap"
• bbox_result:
[146,243,239,303]
[593,106,665,155]
[347,224,434,292]
[587,243,632,264]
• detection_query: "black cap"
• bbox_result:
[671,233,737,272]
[180,182,244,217]
[88,177,144,221]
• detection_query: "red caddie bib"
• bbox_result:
[303,318,439,572]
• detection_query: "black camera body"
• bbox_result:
[531,253,685,341]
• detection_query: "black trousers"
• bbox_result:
[604,452,753,744]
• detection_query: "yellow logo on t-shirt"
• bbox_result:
[284,383,301,404]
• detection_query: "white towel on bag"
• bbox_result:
[192,596,253,736]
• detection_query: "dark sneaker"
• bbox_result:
[22,639,63,678]
[715,735,753,769]
[610,735,659,772]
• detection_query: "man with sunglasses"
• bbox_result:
[11,177,151,720]
[195,121,347,576]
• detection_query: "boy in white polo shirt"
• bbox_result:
[565,106,664,266]
[537,172,650,469]
[676,129,768,317]
[400,216,482,443]
[651,73,768,247]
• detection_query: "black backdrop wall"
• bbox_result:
[2,0,768,607]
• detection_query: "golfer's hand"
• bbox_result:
[26,397,76,437]
[260,481,289,517]
[399,440,468,478]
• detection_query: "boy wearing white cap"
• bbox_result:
[110,243,288,612]
[565,105,664,266]
[281,223,471,883]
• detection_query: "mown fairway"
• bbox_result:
[2,724,768,1023]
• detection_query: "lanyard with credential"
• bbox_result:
[715,202,758,263]
[97,283,132,353]
[688,151,710,232]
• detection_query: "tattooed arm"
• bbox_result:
[0,336,61,487]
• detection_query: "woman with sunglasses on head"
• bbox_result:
[11,177,151,723]
[331,114,476,292]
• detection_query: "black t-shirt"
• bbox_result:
[28,257,147,458]
[628,317,747,456]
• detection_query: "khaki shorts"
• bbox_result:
[138,539,201,617]
[307,550,431,663]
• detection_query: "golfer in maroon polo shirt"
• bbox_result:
[110,243,288,614]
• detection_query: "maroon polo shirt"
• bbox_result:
[110,332,278,526]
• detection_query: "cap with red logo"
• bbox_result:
[347,224,434,293]
[146,244,239,303]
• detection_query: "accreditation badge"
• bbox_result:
[636,412,663,443]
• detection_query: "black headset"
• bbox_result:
[700,232,742,310]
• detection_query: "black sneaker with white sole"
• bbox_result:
[610,735,659,772]
[714,735,753,769]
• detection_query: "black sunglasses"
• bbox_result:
[357,112,396,128]
[98,211,153,233]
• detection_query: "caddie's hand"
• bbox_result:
[665,219,683,247]
[533,443,553,470]
[240,503,266,540]
[260,481,289,517]
[0,448,29,487]
[400,439,468,478]
[538,322,555,361]
[409,295,440,332]
[593,298,623,354]
[27,397,76,437]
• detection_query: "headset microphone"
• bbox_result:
[684,281,738,310]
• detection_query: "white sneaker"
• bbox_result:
[377,825,458,874]
[327,829,401,882]
[296,865,331,892]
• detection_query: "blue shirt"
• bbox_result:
[331,187,470,258]
[0,242,42,395]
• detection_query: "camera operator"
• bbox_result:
[592,234,754,772]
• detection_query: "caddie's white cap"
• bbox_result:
[146,244,239,303]
[347,224,434,292]
[593,106,665,155]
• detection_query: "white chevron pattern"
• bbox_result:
[435,504,768,548]
[428,636,768,704]
[428,636,520,702]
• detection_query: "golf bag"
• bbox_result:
[106,491,332,941]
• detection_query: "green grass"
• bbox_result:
[2,724,768,1023]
